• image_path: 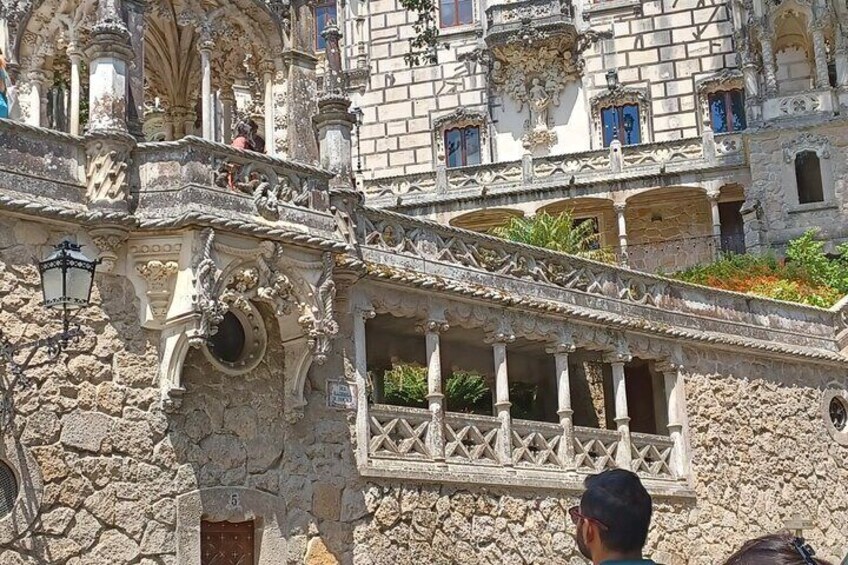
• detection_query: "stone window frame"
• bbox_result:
[696,69,746,133]
[0,436,43,545]
[781,132,837,212]
[432,106,490,168]
[821,386,848,446]
[589,86,651,150]
[176,487,286,565]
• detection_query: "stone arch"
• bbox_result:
[175,486,286,565]
[449,208,523,233]
[537,196,616,248]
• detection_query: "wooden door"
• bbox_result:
[201,520,255,565]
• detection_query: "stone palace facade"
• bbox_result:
[0,0,846,563]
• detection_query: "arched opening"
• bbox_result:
[449,208,524,233]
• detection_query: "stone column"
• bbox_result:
[353,307,376,466]
[658,361,688,478]
[199,37,214,140]
[836,34,848,87]
[26,70,48,127]
[760,36,778,96]
[220,88,235,143]
[487,329,516,467]
[707,190,722,258]
[262,61,275,155]
[605,351,632,469]
[85,0,134,134]
[811,23,830,89]
[420,318,449,462]
[546,341,576,468]
[614,202,628,266]
[313,23,356,190]
[68,46,83,135]
[124,0,146,139]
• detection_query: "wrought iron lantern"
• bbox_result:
[622,113,635,144]
[1,240,100,383]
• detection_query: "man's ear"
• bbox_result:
[583,520,597,544]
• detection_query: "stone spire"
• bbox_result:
[313,22,356,190]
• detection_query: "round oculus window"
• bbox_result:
[208,311,247,364]
[0,460,18,518]
[830,396,847,432]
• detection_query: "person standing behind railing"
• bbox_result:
[0,49,12,120]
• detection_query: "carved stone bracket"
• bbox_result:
[90,224,130,273]
[782,132,831,162]
[84,132,137,210]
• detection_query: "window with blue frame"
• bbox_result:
[445,126,481,168]
[601,104,641,147]
[708,89,746,133]
[314,1,337,51]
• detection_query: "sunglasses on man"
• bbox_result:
[568,505,610,531]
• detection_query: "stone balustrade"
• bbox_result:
[0,119,86,204]
[361,134,746,207]
[366,405,681,488]
[762,88,838,122]
[485,0,576,47]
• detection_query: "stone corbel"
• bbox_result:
[90,225,130,273]
[126,236,186,329]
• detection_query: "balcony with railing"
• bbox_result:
[484,0,577,48]
[361,134,747,209]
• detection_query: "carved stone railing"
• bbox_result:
[0,119,86,203]
[132,137,337,235]
[485,0,576,47]
[362,135,746,207]
[762,88,837,122]
[355,207,843,353]
[363,405,687,491]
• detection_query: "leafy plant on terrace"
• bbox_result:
[490,211,616,263]
[672,230,848,308]
[378,364,492,414]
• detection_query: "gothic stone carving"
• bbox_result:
[85,136,135,208]
[432,106,489,164]
[782,132,831,163]
[214,160,315,218]
[589,86,650,148]
[695,69,744,130]
[137,260,180,320]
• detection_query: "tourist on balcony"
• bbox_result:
[569,469,658,565]
[0,49,12,120]
[232,122,253,151]
[723,533,833,565]
[249,120,265,154]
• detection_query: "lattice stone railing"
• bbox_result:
[365,405,682,483]
[631,432,675,479]
[369,405,432,460]
[361,135,745,205]
[573,427,621,473]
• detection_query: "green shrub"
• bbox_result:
[378,364,493,413]
[491,211,615,262]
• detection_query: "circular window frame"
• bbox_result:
[0,435,43,544]
[203,302,268,376]
[821,387,848,446]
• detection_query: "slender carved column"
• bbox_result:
[836,33,848,87]
[658,361,688,478]
[811,23,830,89]
[614,202,628,266]
[419,318,449,462]
[487,329,516,467]
[199,36,214,140]
[546,341,576,468]
[353,307,376,466]
[220,88,235,143]
[605,350,633,469]
[262,61,275,155]
[68,46,83,135]
[86,0,134,133]
[26,70,48,127]
[707,190,722,258]
[760,35,778,96]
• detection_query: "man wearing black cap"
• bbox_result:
[569,469,659,565]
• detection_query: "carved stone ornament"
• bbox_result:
[137,260,180,320]
[432,106,489,163]
[85,135,135,209]
[214,160,314,218]
[491,42,581,147]
[90,225,130,273]
[782,132,831,163]
[156,228,338,420]
[695,69,744,129]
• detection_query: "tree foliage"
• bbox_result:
[490,211,615,262]
[378,364,493,414]
[398,0,440,66]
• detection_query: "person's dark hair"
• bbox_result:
[580,469,652,553]
[724,533,834,565]
[248,119,258,132]
[236,122,251,137]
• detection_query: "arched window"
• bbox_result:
[794,151,824,204]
